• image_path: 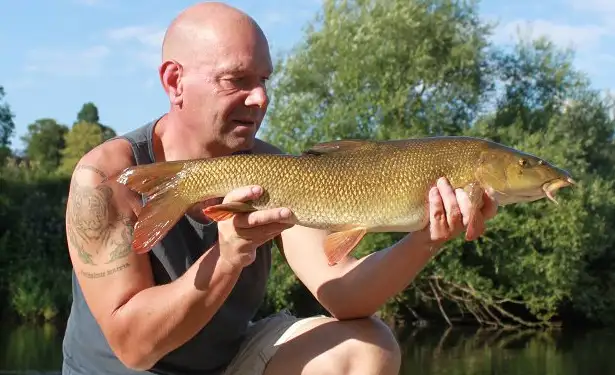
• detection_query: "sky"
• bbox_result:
[1,0,614,151]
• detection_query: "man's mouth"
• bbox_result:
[232,119,256,126]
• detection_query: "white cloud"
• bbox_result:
[568,0,615,15]
[106,26,165,48]
[105,25,165,69]
[493,19,610,49]
[488,9,615,95]
[23,45,110,78]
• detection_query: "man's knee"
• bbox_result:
[263,314,401,375]
[341,315,401,375]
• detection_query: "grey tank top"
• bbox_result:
[62,120,272,375]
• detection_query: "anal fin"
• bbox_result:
[323,227,367,266]
[202,202,257,221]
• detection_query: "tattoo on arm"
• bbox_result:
[80,263,131,279]
[66,164,137,268]
[67,226,96,265]
[74,164,107,180]
[106,215,135,264]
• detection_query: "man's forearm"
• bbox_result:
[109,243,241,370]
[319,234,439,320]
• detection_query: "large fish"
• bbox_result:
[110,136,575,265]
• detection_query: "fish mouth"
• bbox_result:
[542,176,576,204]
[485,176,575,206]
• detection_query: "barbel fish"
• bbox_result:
[110,136,575,265]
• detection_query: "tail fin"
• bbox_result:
[111,161,193,254]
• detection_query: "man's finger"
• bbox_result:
[455,188,472,227]
[233,222,295,243]
[222,185,263,204]
[428,186,446,239]
[437,177,462,229]
[233,207,295,228]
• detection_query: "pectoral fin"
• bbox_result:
[323,227,367,266]
[202,202,257,221]
[464,182,485,241]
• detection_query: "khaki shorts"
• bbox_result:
[223,309,326,375]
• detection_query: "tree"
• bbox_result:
[261,0,615,327]
[0,86,16,163]
[58,121,105,175]
[75,102,116,141]
[0,86,15,147]
[21,118,69,171]
[263,0,494,153]
[76,102,99,124]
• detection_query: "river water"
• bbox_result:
[1,321,614,374]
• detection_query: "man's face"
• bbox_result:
[178,26,273,154]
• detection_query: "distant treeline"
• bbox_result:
[1,0,614,330]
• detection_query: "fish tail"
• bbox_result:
[112,161,194,254]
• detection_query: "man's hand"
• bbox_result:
[207,185,296,270]
[415,177,499,248]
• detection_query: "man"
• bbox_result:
[62,2,498,375]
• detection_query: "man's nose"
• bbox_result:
[245,85,268,109]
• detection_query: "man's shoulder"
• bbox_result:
[72,137,135,182]
[253,138,285,155]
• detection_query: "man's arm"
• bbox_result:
[279,178,499,320]
[65,155,243,370]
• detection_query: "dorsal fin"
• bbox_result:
[303,139,375,156]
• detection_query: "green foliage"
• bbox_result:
[0,102,112,323]
[264,0,494,152]
[58,120,106,175]
[0,85,15,147]
[76,102,100,124]
[76,102,116,141]
[0,159,72,322]
[262,0,615,327]
[21,118,69,171]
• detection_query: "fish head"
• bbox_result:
[476,144,575,205]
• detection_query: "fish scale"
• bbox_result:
[112,136,574,265]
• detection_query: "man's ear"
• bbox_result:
[159,59,184,106]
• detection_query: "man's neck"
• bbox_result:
[153,114,232,162]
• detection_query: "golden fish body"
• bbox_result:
[177,139,482,232]
[113,136,574,264]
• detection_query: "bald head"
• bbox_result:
[161,2,268,70]
[157,2,272,157]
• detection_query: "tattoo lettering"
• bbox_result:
[80,263,131,279]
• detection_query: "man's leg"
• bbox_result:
[224,310,401,375]
[264,314,401,375]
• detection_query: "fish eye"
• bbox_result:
[518,158,528,167]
